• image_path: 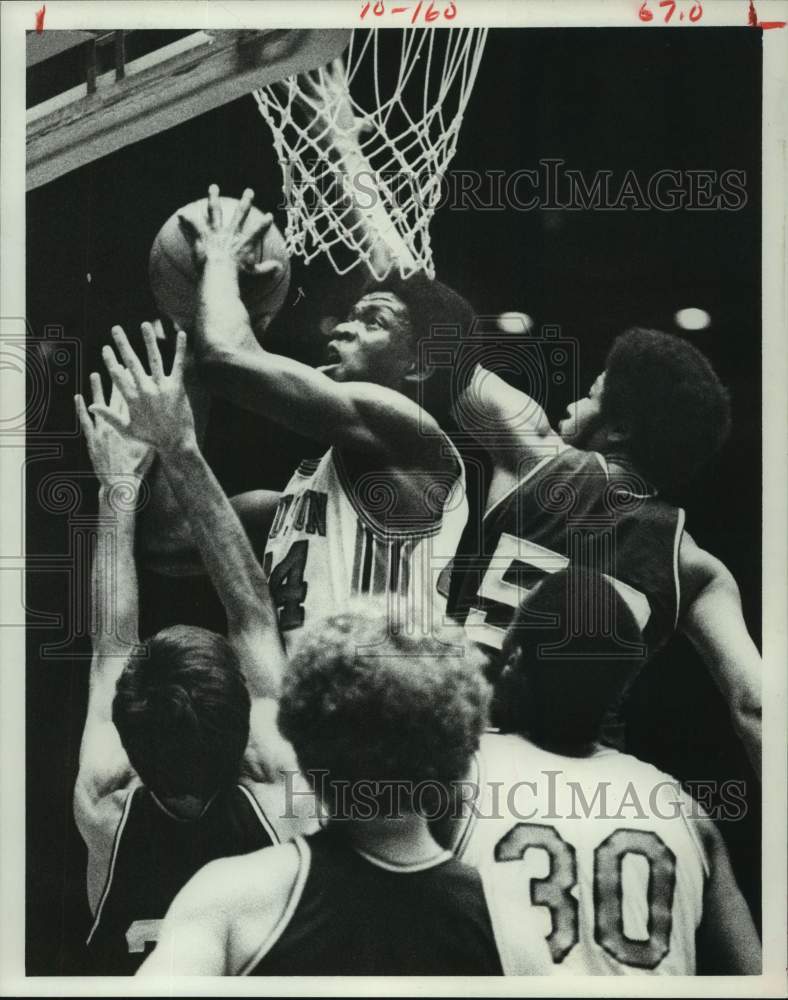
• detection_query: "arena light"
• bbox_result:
[674,307,711,331]
[497,312,535,334]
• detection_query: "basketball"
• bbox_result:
[149,196,291,335]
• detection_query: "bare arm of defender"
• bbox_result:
[678,533,762,779]
[136,323,216,575]
[450,363,566,510]
[693,810,761,974]
[178,185,453,474]
[72,378,154,912]
[91,325,303,792]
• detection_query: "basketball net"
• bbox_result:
[254,28,488,281]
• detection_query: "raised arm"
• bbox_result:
[679,534,762,779]
[458,363,562,456]
[93,326,317,834]
[136,325,215,576]
[91,325,311,814]
[452,363,565,510]
[72,380,153,907]
[92,323,287,702]
[178,185,449,470]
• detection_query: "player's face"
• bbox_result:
[558,372,606,447]
[319,292,414,386]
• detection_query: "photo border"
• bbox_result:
[2,1,786,995]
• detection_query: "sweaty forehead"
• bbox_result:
[354,292,407,316]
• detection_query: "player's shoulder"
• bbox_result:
[173,839,300,909]
[528,445,608,476]
[478,729,512,760]
[73,730,140,851]
[503,445,608,497]
[570,447,610,474]
[476,730,550,780]
[479,728,548,756]
[480,729,519,751]
[593,743,683,786]
[74,720,137,801]
[143,840,304,976]
[340,378,450,458]
[677,530,734,589]
[592,746,712,830]
[169,838,304,972]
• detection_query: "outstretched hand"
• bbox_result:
[177,184,284,278]
[89,323,196,456]
[75,375,154,490]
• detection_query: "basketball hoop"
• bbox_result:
[254,27,488,281]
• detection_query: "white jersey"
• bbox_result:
[263,441,468,652]
[454,733,708,976]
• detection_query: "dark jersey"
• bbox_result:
[243,828,504,976]
[449,449,685,742]
[87,783,277,975]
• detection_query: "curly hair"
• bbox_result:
[601,328,731,495]
[494,569,646,752]
[113,625,250,800]
[278,603,490,817]
[373,273,476,423]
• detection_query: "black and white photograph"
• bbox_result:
[1,0,786,994]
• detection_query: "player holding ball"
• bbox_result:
[145,183,473,650]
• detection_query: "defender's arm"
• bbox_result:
[92,326,294,761]
[679,534,761,778]
[74,484,140,824]
[137,341,214,575]
[72,385,150,868]
[158,436,286,699]
[453,364,565,510]
[456,364,564,462]
[157,436,311,803]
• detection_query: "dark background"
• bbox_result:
[26,28,762,974]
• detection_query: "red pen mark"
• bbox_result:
[748,0,786,29]
[35,3,46,32]
[360,0,458,23]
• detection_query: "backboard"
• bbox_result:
[27,28,350,190]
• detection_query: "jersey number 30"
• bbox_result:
[495,823,676,969]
